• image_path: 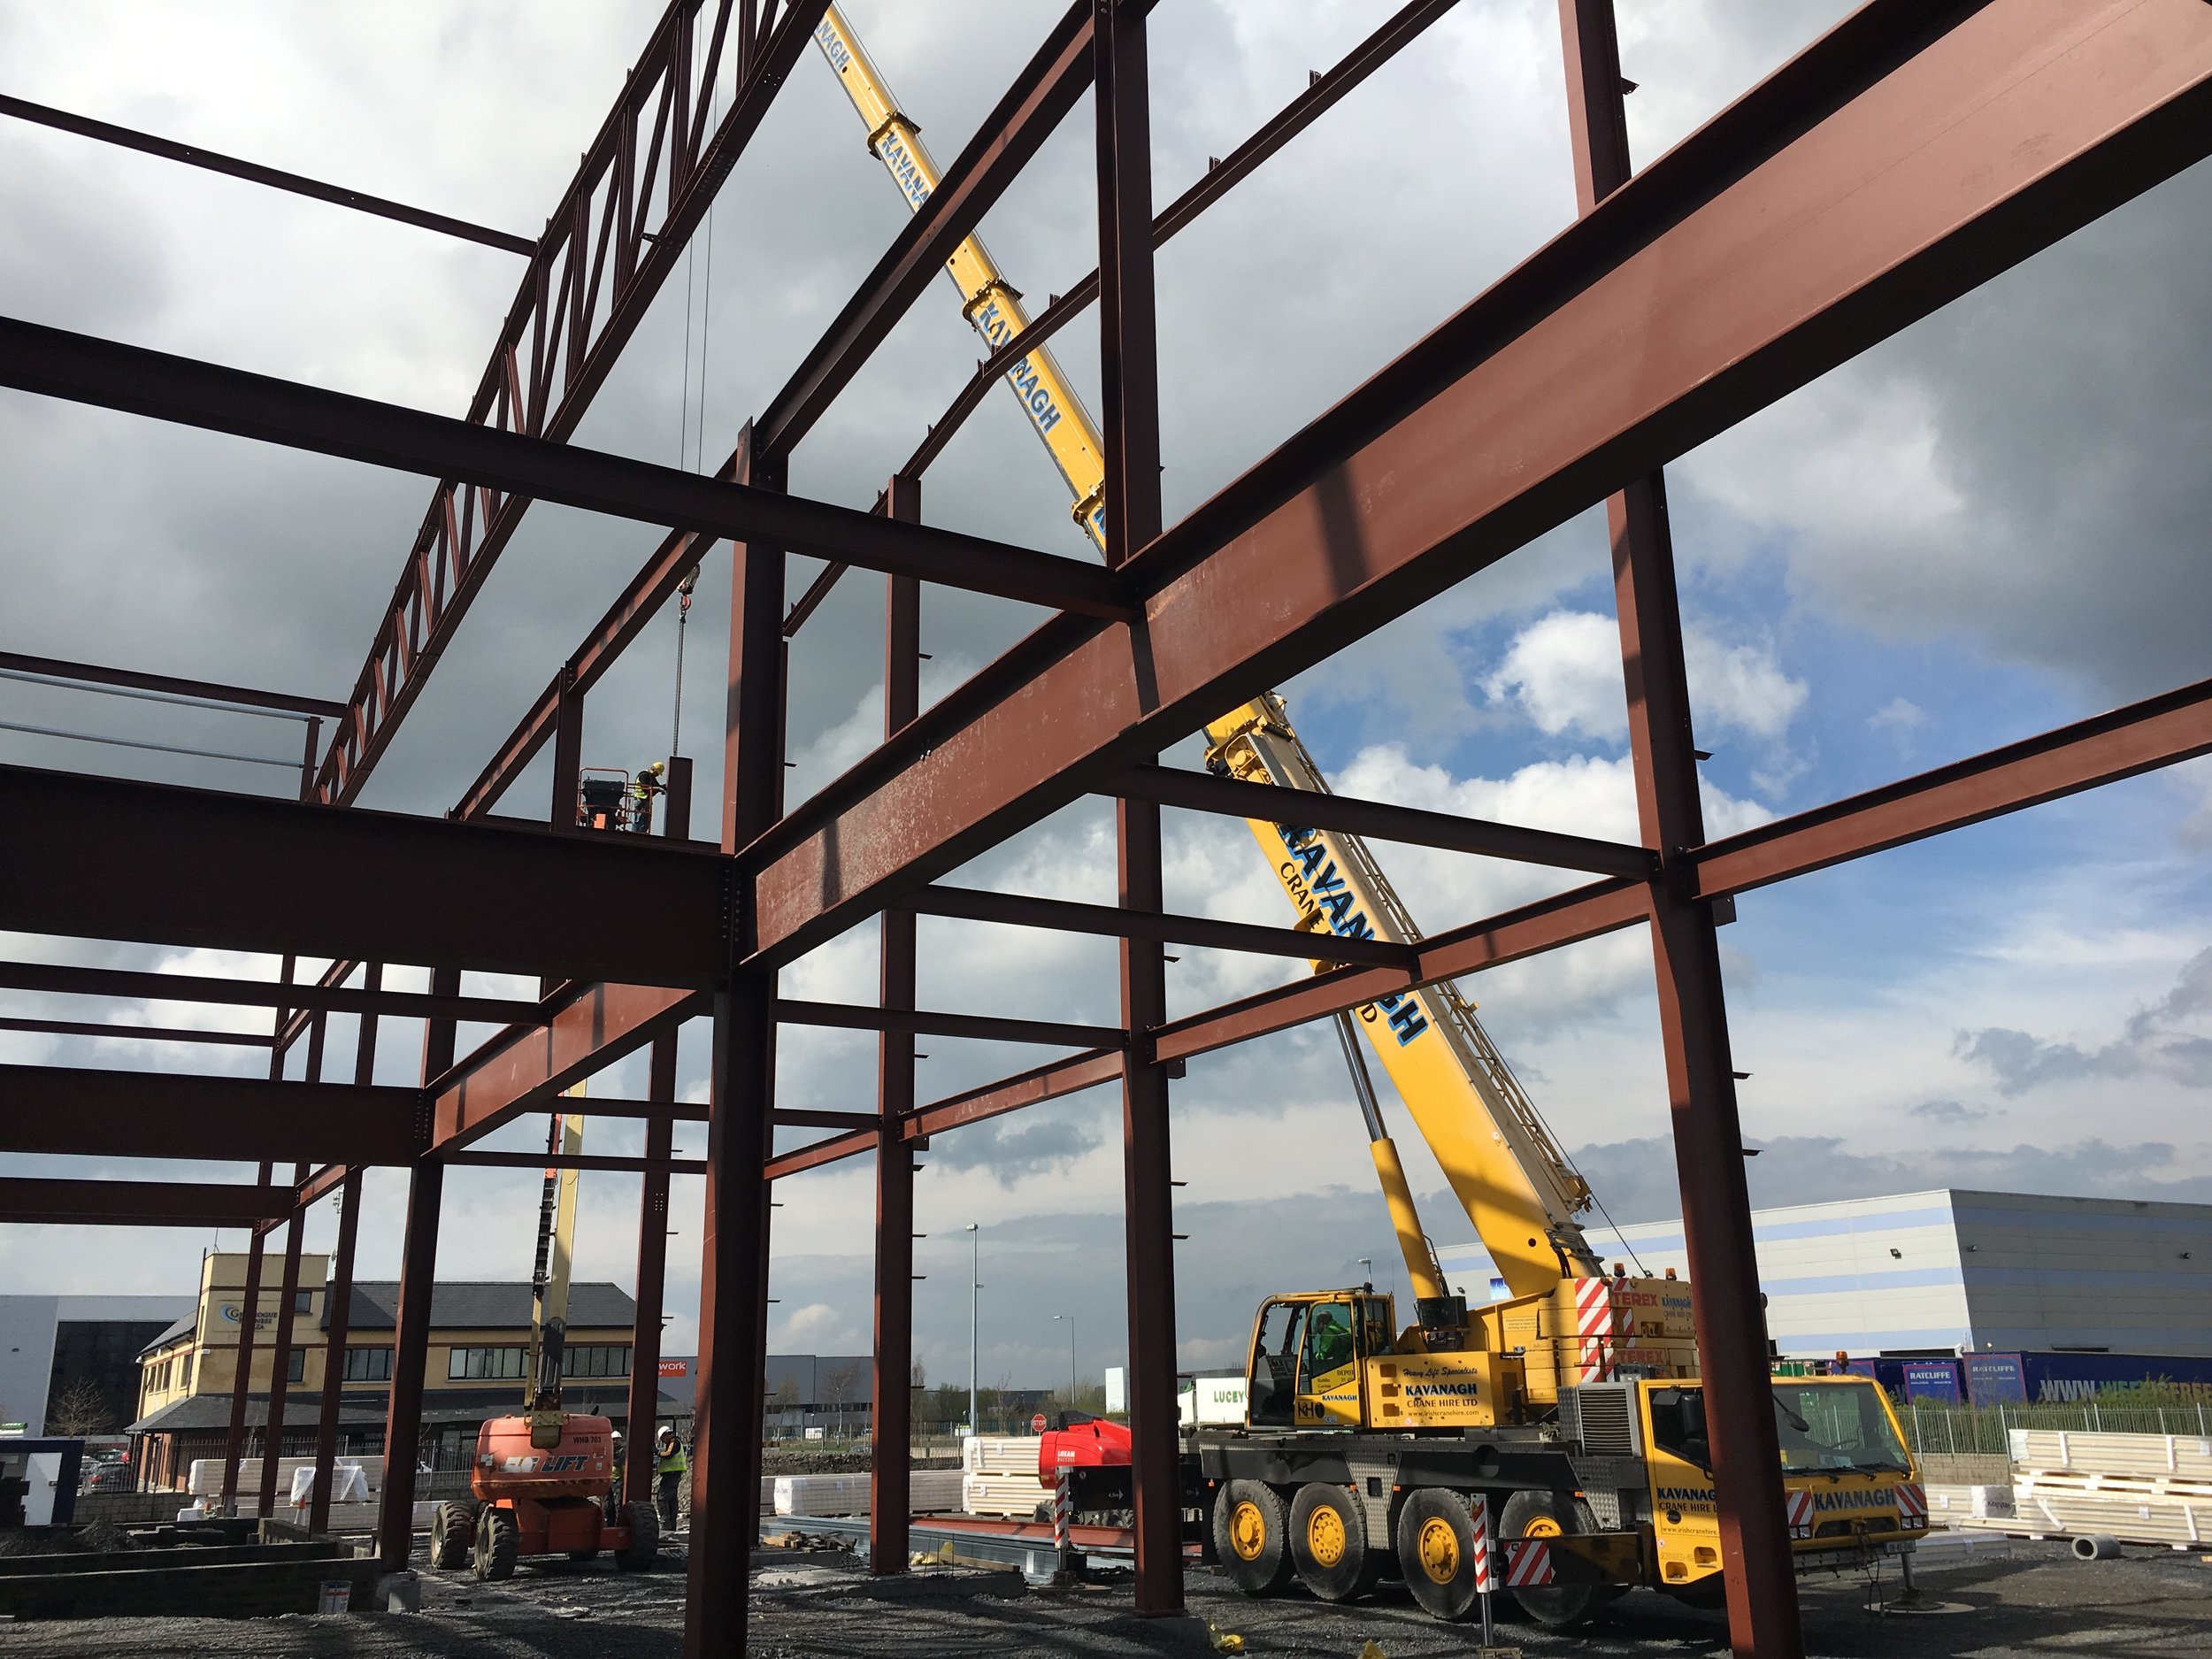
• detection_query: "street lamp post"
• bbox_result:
[1053,1312,1076,1404]
[965,1223,979,1437]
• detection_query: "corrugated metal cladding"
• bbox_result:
[1434,1189,2212,1358]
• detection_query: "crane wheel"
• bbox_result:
[1210,1480,1294,1595]
[1288,1483,1380,1602]
[430,1501,476,1571]
[1394,1487,1483,1621]
[472,1506,520,1581]
[615,1501,660,1571]
[1499,1490,1608,1630]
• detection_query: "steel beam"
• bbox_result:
[0,960,548,1026]
[0,317,1134,621]
[872,476,922,1573]
[0,763,730,987]
[446,1149,704,1174]
[773,997,1124,1050]
[432,982,703,1150]
[902,0,1463,482]
[0,1015,274,1047]
[312,1,829,804]
[379,965,457,1571]
[0,1064,421,1164]
[1151,879,1648,1065]
[1694,674,2212,901]
[257,1152,310,1519]
[625,1030,680,1509]
[0,94,534,254]
[0,649,345,718]
[742,0,2212,967]
[1111,764,1658,877]
[0,1176,288,1227]
[908,884,1416,972]
[756,4,1094,461]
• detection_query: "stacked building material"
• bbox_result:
[1926,1484,2014,1524]
[772,1470,965,1517]
[960,1435,1044,1518]
[2002,1430,2212,1548]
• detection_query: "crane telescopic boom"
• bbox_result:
[810,6,1601,1302]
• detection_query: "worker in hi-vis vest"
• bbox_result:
[654,1424,687,1530]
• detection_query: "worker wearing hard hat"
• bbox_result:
[654,1425,687,1531]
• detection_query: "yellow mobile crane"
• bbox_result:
[813,10,1927,1622]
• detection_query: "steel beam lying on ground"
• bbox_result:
[742,0,2212,966]
[0,317,1133,621]
[0,763,730,986]
[0,1064,422,1164]
[0,1177,292,1228]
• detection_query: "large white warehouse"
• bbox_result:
[1434,1188,2212,1358]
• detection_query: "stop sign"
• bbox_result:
[1031,1413,1048,1433]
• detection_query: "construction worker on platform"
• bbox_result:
[630,760,666,833]
[654,1424,687,1531]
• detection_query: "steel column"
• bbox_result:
[378,967,457,1571]
[256,1155,311,1518]
[1558,4,1796,1651]
[311,964,379,1532]
[1095,0,1181,1617]
[685,427,782,1657]
[871,475,922,1574]
[218,1177,269,1517]
[623,771,691,1514]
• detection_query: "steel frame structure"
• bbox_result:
[0,2,2207,1654]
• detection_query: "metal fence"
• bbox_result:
[1901,1398,2212,1456]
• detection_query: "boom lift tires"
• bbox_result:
[430,1500,474,1570]
[614,1501,659,1571]
[1289,1482,1382,1602]
[1394,1487,1485,1621]
[472,1506,520,1581]
[1499,1489,1609,1631]
[1211,1480,1294,1595]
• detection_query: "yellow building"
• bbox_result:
[129,1253,654,1490]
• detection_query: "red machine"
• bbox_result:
[1036,1412,1133,1525]
[428,1110,658,1579]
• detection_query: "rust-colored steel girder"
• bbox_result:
[432,982,705,1150]
[903,0,1463,482]
[741,0,2212,968]
[908,883,1416,972]
[0,763,730,986]
[0,960,548,1027]
[0,649,345,719]
[0,1064,421,1164]
[0,318,1133,620]
[311,0,830,806]
[755,4,1094,462]
[0,93,535,255]
[448,1149,707,1174]
[0,1176,291,1228]
[1111,763,1657,876]
[774,997,1125,1049]
[0,1015,274,1047]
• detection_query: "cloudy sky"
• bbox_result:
[2,1,2208,1401]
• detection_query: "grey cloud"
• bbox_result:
[924,1110,1105,1186]
[1908,1098,1990,1126]
[1955,949,2212,1096]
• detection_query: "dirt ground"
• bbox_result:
[3,1532,2210,1657]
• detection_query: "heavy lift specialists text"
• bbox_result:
[1277,825,1430,1046]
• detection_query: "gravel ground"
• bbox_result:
[3,1532,2209,1657]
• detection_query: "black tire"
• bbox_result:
[615,1500,659,1571]
[472,1506,519,1581]
[1498,1490,1606,1630]
[1394,1487,1483,1621]
[1288,1483,1381,1602]
[1210,1479,1294,1596]
[430,1501,475,1571]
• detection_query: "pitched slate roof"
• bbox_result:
[333,1280,636,1332]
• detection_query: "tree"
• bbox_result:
[819,1362,866,1440]
[47,1377,112,1437]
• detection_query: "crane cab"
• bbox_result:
[1240,1290,1526,1432]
